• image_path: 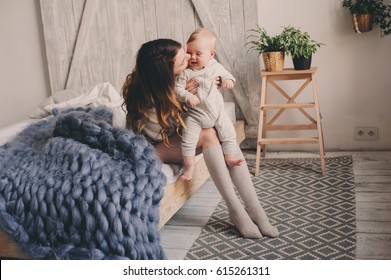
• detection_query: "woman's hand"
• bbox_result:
[185,78,199,94]
[215,76,222,89]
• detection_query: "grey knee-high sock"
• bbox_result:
[228,149,279,238]
[203,145,262,238]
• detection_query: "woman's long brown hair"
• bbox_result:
[121,39,185,145]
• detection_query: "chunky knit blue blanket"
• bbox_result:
[0,107,166,259]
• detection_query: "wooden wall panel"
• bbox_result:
[40,0,84,93]
[39,0,260,126]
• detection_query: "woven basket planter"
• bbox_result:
[351,13,373,33]
[262,51,285,71]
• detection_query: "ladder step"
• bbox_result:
[262,102,315,109]
[266,124,317,131]
[258,137,319,145]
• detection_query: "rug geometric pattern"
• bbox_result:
[185,156,356,260]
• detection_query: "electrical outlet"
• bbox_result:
[354,127,378,140]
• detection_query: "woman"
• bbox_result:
[122,38,278,239]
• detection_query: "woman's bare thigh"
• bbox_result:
[154,134,183,164]
[154,128,220,164]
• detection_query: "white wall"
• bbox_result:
[0,0,390,150]
[0,0,50,128]
[258,0,391,150]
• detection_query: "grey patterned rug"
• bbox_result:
[185,156,356,260]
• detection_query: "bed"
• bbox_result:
[0,83,245,259]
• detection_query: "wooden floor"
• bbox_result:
[159,151,391,260]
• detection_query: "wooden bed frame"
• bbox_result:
[0,121,245,259]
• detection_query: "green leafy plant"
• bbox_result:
[342,0,391,36]
[281,26,324,59]
[246,25,285,53]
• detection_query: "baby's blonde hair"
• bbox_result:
[187,28,216,50]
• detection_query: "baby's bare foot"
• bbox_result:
[181,166,194,181]
[225,155,245,168]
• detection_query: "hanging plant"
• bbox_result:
[342,0,391,36]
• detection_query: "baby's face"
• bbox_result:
[186,38,215,70]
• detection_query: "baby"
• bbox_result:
[176,28,244,180]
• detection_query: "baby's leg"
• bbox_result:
[214,110,244,168]
[181,117,202,180]
[181,155,195,180]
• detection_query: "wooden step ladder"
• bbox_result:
[255,67,326,176]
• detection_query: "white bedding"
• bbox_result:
[0,118,40,146]
[0,82,236,185]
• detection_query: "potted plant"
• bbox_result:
[342,0,391,36]
[281,26,324,70]
[246,25,286,71]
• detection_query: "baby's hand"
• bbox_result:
[186,94,200,107]
[222,79,234,89]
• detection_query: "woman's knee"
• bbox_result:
[199,128,220,148]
